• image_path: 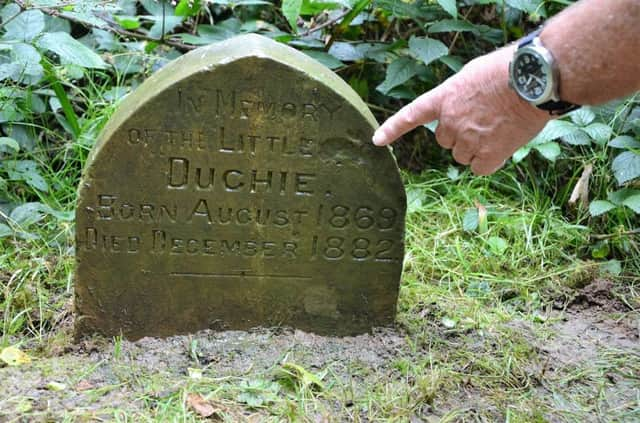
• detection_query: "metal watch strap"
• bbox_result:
[516,28,580,115]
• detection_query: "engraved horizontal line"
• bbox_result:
[169,272,312,280]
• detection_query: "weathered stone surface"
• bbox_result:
[75,34,406,340]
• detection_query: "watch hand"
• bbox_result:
[531,75,544,85]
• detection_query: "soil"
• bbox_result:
[0,279,638,421]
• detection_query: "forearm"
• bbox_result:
[541,0,640,105]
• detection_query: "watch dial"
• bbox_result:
[513,52,548,101]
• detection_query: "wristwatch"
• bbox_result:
[508,29,580,115]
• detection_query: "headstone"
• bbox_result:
[75,34,406,340]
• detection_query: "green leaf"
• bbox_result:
[533,142,561,162]
[428,19,478,33]
[376,56,420,95]
[423,120,438,133]
[4,160,48,192]
[583,122,612,144]
[612,151,640,185]
[569,107,595,126]
[175,0,201,17]
[328,42,364,61]
[436,0,457,18]
[561,130,591,146]
[408,36,448,67]
[406,186,423,214]
[38,32,107,69]
[446,165,460,181]
[282,0,303,31]
[621,194,640,213]
[608,188,640,205]
[589,200,615,217]
[506,0,544,14]
[512,145,531,163]
[303,51,343,69]
[608,135,640,149]
[487,236,508,256]
[114,16,141,30]
[599,259,622,276]
[530,119,578,144]
[591,240,609,259]
[0,223,11,238]
[439,55,463,72]
[0,137,19,152]
[9,202,46,225]
[462,208,478,232]
[441,316,457,328]
[3,10,45,42]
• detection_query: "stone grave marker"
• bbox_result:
[75,34,406,339]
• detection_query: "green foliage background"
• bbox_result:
[1,0,638,256]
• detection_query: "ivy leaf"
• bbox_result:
[608,135,640,149]
[2,10,45,42]
[408,36,448,67]
[621,194,640,213]
[436,0,457,18]
[376,56,420,95]
[533,142,561,162]
[37,32,107,69]
[589,200,615,217]
[612,151,640,185]
[282,0,303,32]
[583,122,612,144]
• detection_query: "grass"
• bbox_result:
[1,162,638,420]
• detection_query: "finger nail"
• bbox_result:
[372,131,386,146]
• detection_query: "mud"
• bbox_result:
[0,279,638,421]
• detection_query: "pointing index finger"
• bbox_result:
[372,89,442,146]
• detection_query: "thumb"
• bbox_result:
[372,89,442,146]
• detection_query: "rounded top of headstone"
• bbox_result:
[90,34,377,168]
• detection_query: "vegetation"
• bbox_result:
[0,0,638,420]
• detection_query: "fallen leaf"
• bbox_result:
[0,346,31,366]
[187,393,215,417]
[76,380,95,391]
[569,163,593,206]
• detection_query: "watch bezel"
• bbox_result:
[509,42,558,105]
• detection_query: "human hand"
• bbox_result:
[372,47,553,175]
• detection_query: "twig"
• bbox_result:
[300,9,351,37]
[14,0,196,52]
[447,6,474,54]
[590,229,640,240]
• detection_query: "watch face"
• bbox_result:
[512,50,550,102]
